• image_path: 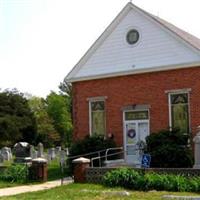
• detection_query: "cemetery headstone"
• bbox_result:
[8,147,12,160]
[1,147,12,161]
[60,150,66,166]
[30,145,35,158]
[3,151,9,161]
[13,142,31,163]
[33,150,38,159]
[48,148,56,161]
[0,153,4,166]
[37,143,44,158]
[55,146,61,155]
[30,145,38,159]
[65,148,69,156]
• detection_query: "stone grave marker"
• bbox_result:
[65,148,69,156]
[60,150,66,165]
[30,145,38,159]
[37,143,44,158]
[33,150,38,159]
[48,148,56,161]
[1,147,12,161]
[55,146,61,155]
[3,151,9,161]
[13,142,31,163]
[0,151,4,166]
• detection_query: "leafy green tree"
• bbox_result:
[46,91,72,146]
[0,89,37,147]
[59,80,72,119]
[28,97,60,147]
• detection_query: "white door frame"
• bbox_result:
[123,110,150,164]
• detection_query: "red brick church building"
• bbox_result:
[65,3,200,164]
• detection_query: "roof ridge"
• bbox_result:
[151,15,200,51]
[129,2,200,51]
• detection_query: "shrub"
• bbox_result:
[68,135,116,174]
[187,177,200,192]
[70,135,115,156]
[103,168,143,189]
[103,168,200,192]
[144,173,188,192]
[146,128,193,168]
[69,135,116,165]
[144,173,167,191]
[0,164,28,183]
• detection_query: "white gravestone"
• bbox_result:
[48,148,56,161]
[37,143,44,158]
[30,145,37,159]
[60,150,66,166]
[55,146,61,155]
[1,147,12,161]
[33,151,38,159]
[0,153,4,166]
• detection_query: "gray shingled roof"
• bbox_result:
[151,15,200,51]
[132,2,200,52]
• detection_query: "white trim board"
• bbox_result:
[67,62,200,83]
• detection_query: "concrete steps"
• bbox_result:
[104,159,140,168]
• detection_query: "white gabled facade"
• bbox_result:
[66,3,200,82]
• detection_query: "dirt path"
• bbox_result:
[0,178,73,197]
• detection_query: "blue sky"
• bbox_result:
[0,0,200,97]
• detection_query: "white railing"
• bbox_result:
[105,147,123,162]
[91,147,124,167]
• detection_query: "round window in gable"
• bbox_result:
[126,29,139,45]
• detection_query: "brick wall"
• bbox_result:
[72,67,200,146]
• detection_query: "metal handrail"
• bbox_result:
[67,149,108,160]
[105,147,123,161]
[91,150,124,167]
[66,146,124,167]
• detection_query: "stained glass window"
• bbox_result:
[125,111,149,121]
[90,101,105,136]
[170,93,189,133]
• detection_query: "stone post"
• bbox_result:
[72,157,90,183]
[193,126,200,169]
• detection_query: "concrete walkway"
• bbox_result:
[0,178,73,197]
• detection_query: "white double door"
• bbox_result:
[124,120,149,165]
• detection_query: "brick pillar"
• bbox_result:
[193,126,200,169]
[72,157,90,183]
[31,158,48,182]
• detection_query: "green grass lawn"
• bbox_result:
[0,183,200,200]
